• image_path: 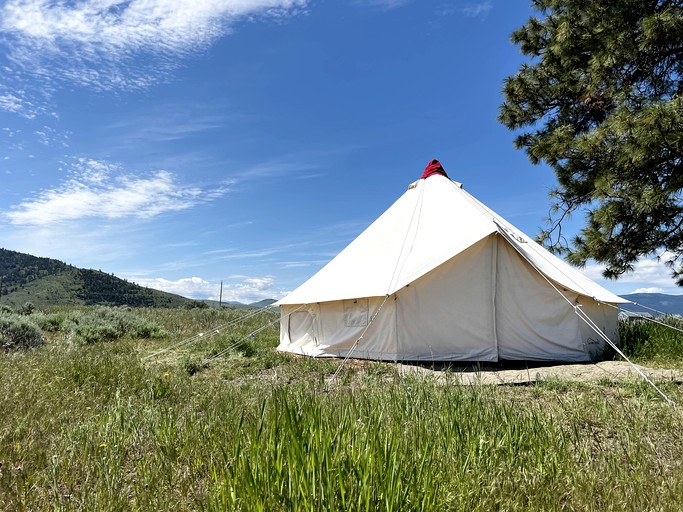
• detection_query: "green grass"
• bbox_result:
[0,307,682,511]
[619,315,683,368]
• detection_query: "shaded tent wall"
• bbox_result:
[278,234,619,362]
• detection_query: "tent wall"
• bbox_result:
[494,237,589,361]
[395,236,497,361]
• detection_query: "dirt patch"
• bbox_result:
[397,360,683,385]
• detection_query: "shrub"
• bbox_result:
[181,355,207,376]
[18,302,36,315]
[31,311,68,332]
[185,300,209,309]
[237,338,257,358]
[0,313,46,351]
[71,321,122,344]
[65,308,166,345]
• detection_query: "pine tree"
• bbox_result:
[499,0,683,284]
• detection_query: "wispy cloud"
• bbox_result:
[461,1,492,18]
[352,0,412,10]
[237,158,324,181]
[0,0,308,92]
[0,93,24,114]
[280,259,331,268]
[3,157,229,225]
[34,124,69,147]
[104,104,232,146]
[436,1,493,19]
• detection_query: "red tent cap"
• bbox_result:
[421,159,449,179]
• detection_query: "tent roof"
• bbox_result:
[277,169,628,306]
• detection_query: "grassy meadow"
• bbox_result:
[1,305,682,511]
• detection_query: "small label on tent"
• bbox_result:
[499,224,528,244]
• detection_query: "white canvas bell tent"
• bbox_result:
[276,160,629,362]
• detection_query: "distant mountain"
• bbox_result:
[620,293,683,316]
[0,248,193,309]
[201,298,278,310]
[250,298,277,308]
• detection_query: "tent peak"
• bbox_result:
[421,159,449,180]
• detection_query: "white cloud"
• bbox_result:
[353,0,412,10]
[0,90,46,118]
[133,277,218,300]
[102,102,237,149]
[582,252,682,294]
[281,260,325,268]
[632,287,664,294]
[0,93,23,113]
[130,275,285,303]
[462,2,492,18]
[436,2,492,19]
[0,0,308,91]
[33,124,66,146]
[3,157,229,225]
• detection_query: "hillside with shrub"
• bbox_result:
[0,248,193,308]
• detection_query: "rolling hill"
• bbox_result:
[0,248,194,309]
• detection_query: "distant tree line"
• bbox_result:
[77,269,163,307]
[0,248,70,294]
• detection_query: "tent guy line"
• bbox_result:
[602,301,683,335]
[575,307,675,406]
[523,251,675,406]
[326,293,391,391]
[141,303,276,361]
[494,208,675,404]
[389,172,427,294]
[202,314,282,365]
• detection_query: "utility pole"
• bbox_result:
[219,280,223,307]
[0,275,3,303]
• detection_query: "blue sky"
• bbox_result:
[0,0,680,303]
